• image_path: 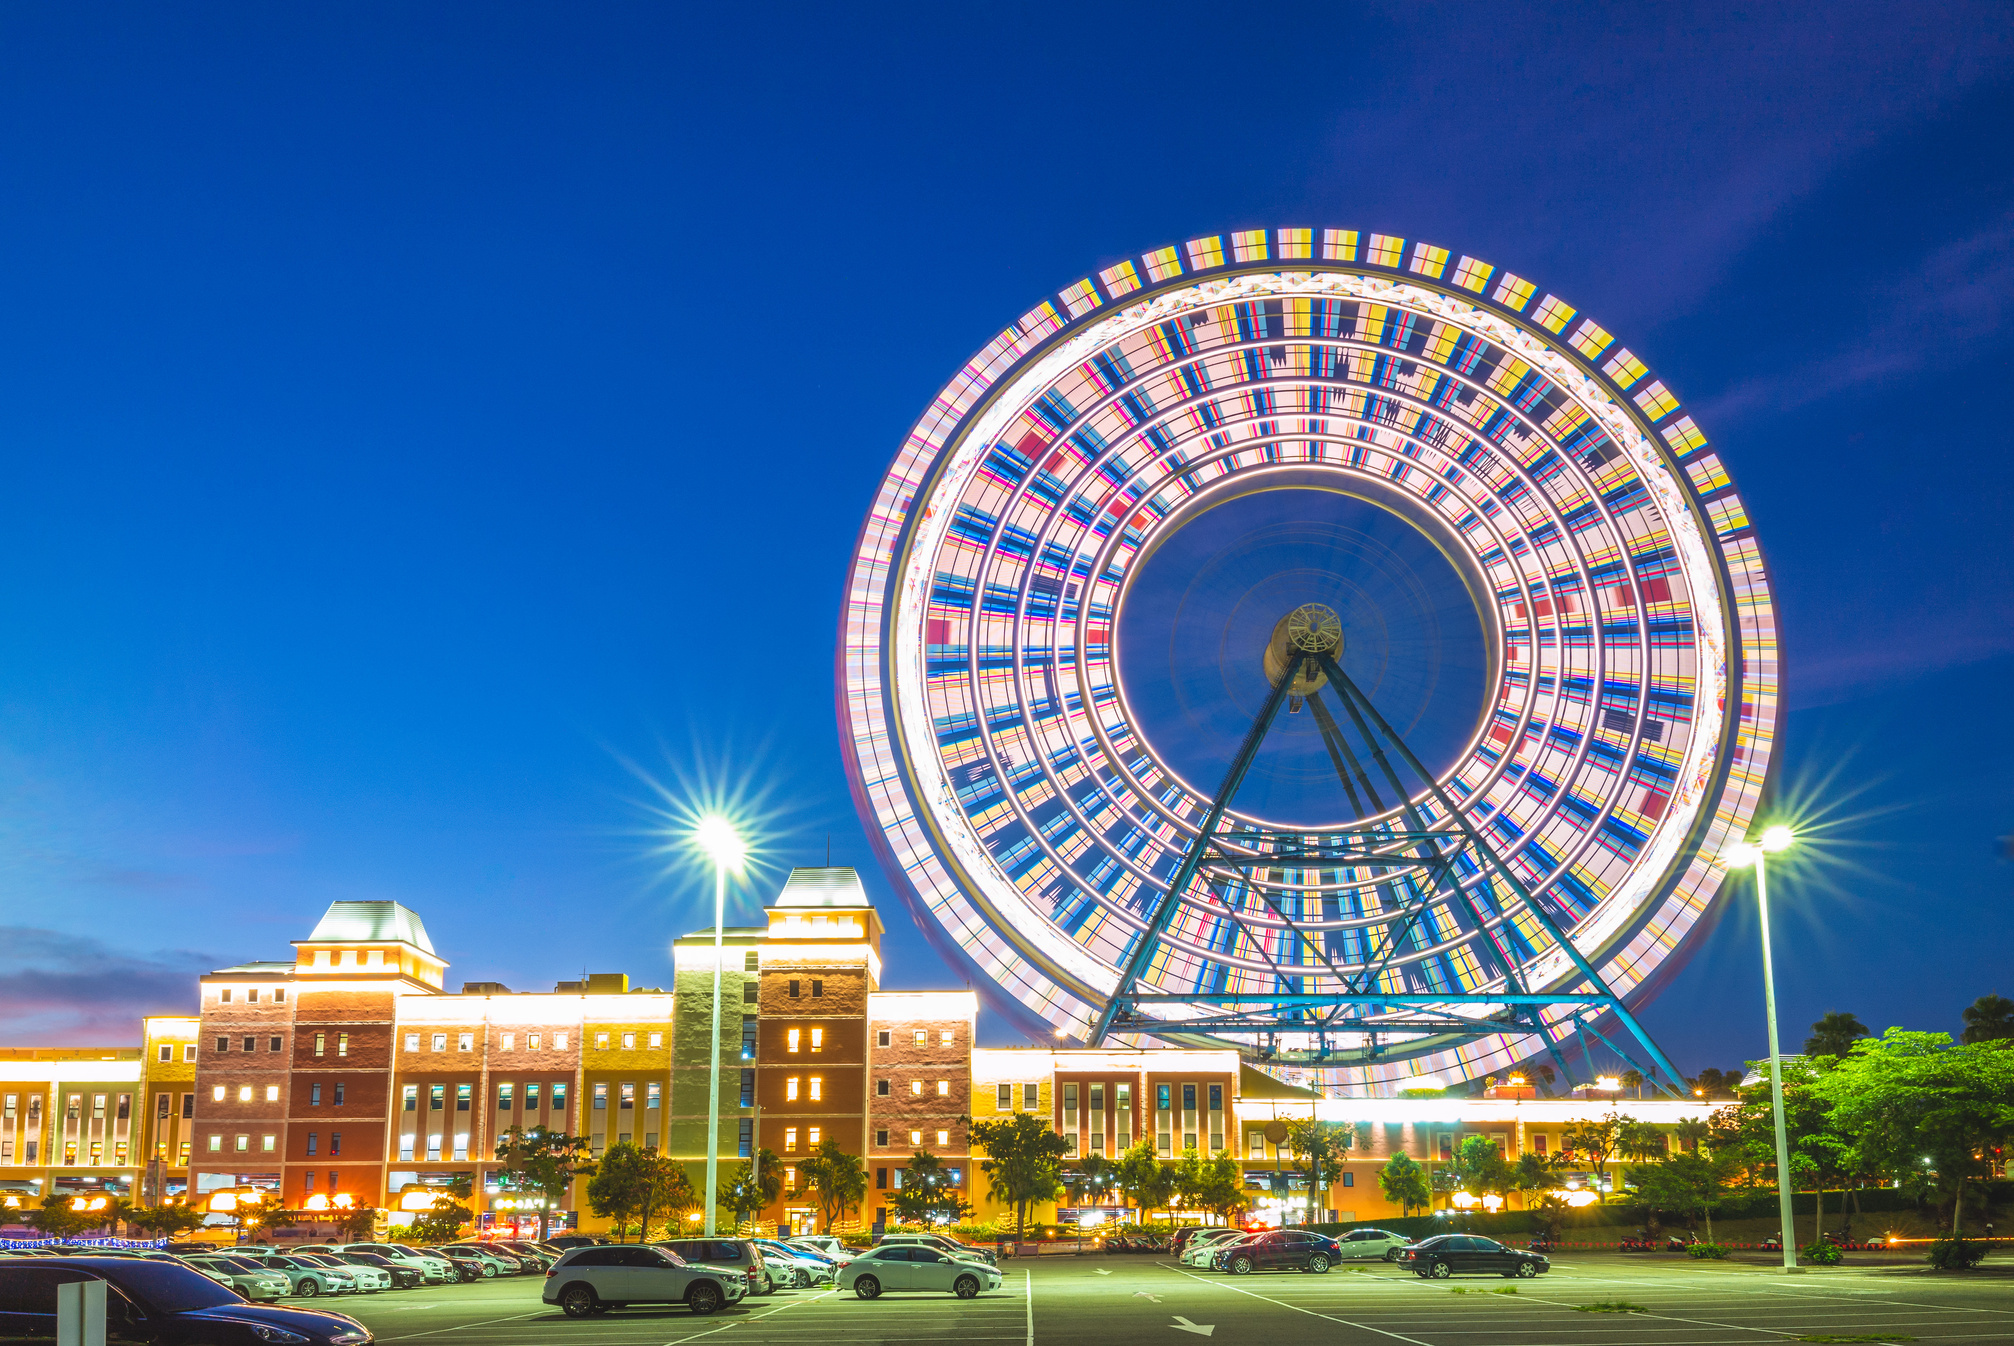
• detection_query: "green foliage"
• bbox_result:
[891,1149,966,1223]
[1447,1135,1514,1198]
[1805,1012,1870,1060]
[1688,1067,1745,1100]
[1377,1152,1431,1216]
[585,1142,652,1239]
[1628,1150,1741,1240]
[1170,1148,1244,1220]
[1961,994,2014,1044]
[799,1138,868,1231]
[1559,1112,1630,1177]
[1283,1118,1354,1216]
[1573,1301,1649,1313]
[496,1126,593,1221]
[1061,1154,1117,1209]
[24,1196,97,1240]
[718,1149,782,1227]
[1924,1236,1986,1270]
[1115,1139,1176,1220]
[406,1174,473,1244]
[968,1112,1070,1237]
[333,1205,380,1242]
[1684,1241,1730,1259]
[1801,1238,1844,1265]
[126,1203,209,1238]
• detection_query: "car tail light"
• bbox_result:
[544,1268,557,1278]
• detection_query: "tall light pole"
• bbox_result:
[1728,824,1797,1272]
[695,816,746,1237]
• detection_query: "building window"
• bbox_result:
[1342,1172,1355,1188]
[236,1086,252,1103]
[909,1129,922,1146]
[529,1033,542,1049]
[157,1045,172,1063]
[784,1127,798,1153]
[274,989,285,1003]
[220,989,232,1004]
[936,1080,949,1096]
[333,1082,344,1106]
[786,1077,800,1102]
[937,1129,949,1147]
[744,951,759,972]
[1024,1083,1039,1109]
[429,1085,444,1110]
[741,1019,758,1060]
[810,1027,823,1053]
[457,1033,472,1051]
[307,1133,318,1155]
[428,1135,442,1160]
[1533,1133,1548,1155]
[997,1083,1012,1110]
[116,1094,130,1120]
[155,1093,169,1118]
[808,1127,820,1145]
[234,1135,249,1153]
[809,1077,822,1102]
[181,1094,193,1118]
[875,1131,889,1149]
[208,1135,222,1153]
[526,1082,541,1111]
[595,1033,609,1050]
[403,1085,418,1112]
[788,980,800,998]
[261,1134,275,1153]
[432,1034,447,1052]
[269,1036,283,1053]
[500,1033,514,1050]
[212,1085,225,1102]
[303,1173,314,1195]
[1157,1084,1171,1111]
[593,1083,607,1111]
[177,1140,188,1164]
[810,980,823,998]
[784,1166,796,1189]
[913,1029,926,1046]
[787,1028,801,1054]
[311,1084,322,1107]
[498,1083,514,1111]
[265,1085,279,1102]
[648,1031,662,1049]
[619,1082,635,1111]
[876,1079,889,1097]
[552,1082,567,1112]
[404,1034,419,1051]
[909,1080,922,1096]
[183,1044,196,1062]
[1182,1084,1196,1112]
[737,1117,753,1158]
[454,1084,470,1112]
[330,1132,341,1156]
[314,1034,325,1057]
[554,1032,567,1049]
[941,1029,954,1046]
[399,1135,414,1161]
[876,1166,888,1188]
[739,1070,755,1107]
[621,1032,636,1050]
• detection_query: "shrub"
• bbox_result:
[1925,1237,1986,1271]
[1685,1242,1730,1260]
[1801,1240,1843,1266]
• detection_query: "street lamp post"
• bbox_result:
[1729,824,1797,1272]
[696,816,746,1238]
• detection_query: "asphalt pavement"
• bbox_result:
[293,1252,2014,1345]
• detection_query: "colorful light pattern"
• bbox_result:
[839,230,1778,1091]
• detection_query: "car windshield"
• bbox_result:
[387,1246,426,1258]
[100,1261,246,1314]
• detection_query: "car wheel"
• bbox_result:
[955,1275,980,1299]
[296,1279,319,1297]
[1308,1255,1331,1274]
[1384,1248,1401,1263]
[1427,1261,1452,1280]
[854,1275,881,1300]
[1229,1255,1253,1276]
[560,1284,597,1318]
[1516,1261,1538,1278]
[687,1282,723,1316]
[482,1263,496,1278]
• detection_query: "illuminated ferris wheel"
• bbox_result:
[839,229,1778,1094]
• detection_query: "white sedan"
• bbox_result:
[1332,1228,1413,1261]
[1180,1231,1251,1267]
[839,1245,1003,1299]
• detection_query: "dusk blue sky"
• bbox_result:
[2,4,2010,1080]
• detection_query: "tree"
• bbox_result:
[1115,1139,1175,1222]
[496,1125,594,1236]
[1061,1154,1117,1211]
[891,1149,965,1224]
[1811,1029,2014,1236]
[1377,1153,1431,1216]
[1628,1150,1741,1242]
[333,1204,379,1242]
[406,1175,472,1244]
[799,1138,867,1232]
[967,1112,1069,1237]
[1446,1135,1514,1200]
[1559,1113,1630,1192]
[126,1203,208,1239]
[1805,1011,1870,1059]
[1616,1118,1668,1164]
[639,1152,697,1242]
[1190,1150,1246,1221]
[1284,1119,1354,1225]
[1620,1070,1645,1100]
[24,1196,96,1240]
[586,1143,652,1241]
[1961,994,2014,1044]
[718,1149,782,1230]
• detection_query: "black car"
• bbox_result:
[1400,1234,1550,1279]
[0,1257,372,1343]
[334,1252,424,1289]
[419,1247,487,1282]
[1212,1230,1344,1275]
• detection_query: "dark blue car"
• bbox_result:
[0,1256,372,1344]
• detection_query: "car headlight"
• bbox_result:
[242,1325,311,1344]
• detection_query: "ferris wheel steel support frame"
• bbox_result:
[1088,645,1687,1098]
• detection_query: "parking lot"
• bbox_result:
[296,1252,2014,1345]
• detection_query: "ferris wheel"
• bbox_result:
[838,229,1778,1094]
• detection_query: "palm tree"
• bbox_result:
[1961,994,2014,1044]
[1621,1069,1645,1100]
[1804,1011,1869,1058]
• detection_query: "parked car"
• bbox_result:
[874,1231,998,1267]
[302,1253,392,1293]
[330,1242,455,1284]
[433,1242,517,1277]
[785,1235,855,1266]
[422,1246,490,1282]
[1399,1234,1551,1279]
[331,1250,425,1289]
[546,1234,609,1251]
[542,1244,748,1317]
[0,1256,373,1344]
[1332,1228,1412,1262]
[185,1253,295,1301]
[248,1253,360,1297]
[487,1240,555,1269]
[1212,1230,1342,1275]
[753,1239,835,1287]
[1180,1229,1251,1267]
[1171,1226,1243,1258]
[840,1245,1004,1299]
[657,1238,772,1295]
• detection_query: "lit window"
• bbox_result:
[315,1034,326,1057]
[809,1077,822,1101]
[619,1082,634,1110]
[456,1084,471,1112]
[457,1033,472,1051]
[910,1080,922,1096]
[941,1029,954,1046]
[784,1165,796,1188]
[529,1033,542,1049]
[593,1083,607,1111]
[403,1085,417,1112]
[646,1081,660,1109]
[810,1028,823,1053]
[595,1033,609,1050]
[261,1135,276,1152]
[648,1032,662,1049]
[265,1086,279,1102]
[913,1029,926,1045]
[273,989,285,1003]
[399,1135,414,1161]
[808,1127,820,1145]
[501,1033,514,1050]
[247,989,259,1004]
[786,1078,799,1101]
[237,1086,252,1103]
[621,1032,635,1050]
[211,1085,225,1102]
[207,1135,222,1152]
[553,1032,566,1049]
[909,1130,922,1145]
[432,1034,446,1052]
[784,1127,798,1152]
[937,1129,949,1147]
[404,1034,419,1051]
[234,1135,249,1153]
[937,1080,949,1096]
[787,1029,801,1053]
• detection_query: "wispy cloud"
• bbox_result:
[0,928,212,1044]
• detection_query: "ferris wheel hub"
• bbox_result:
[1263,603,1342,695]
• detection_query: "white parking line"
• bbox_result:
[658,1287,837,1344]
[1025,1267,1034,1346]
[378,1310,549,1340]
[1156,1263,1437,1346]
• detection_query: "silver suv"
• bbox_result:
[874,1232,997,1266]
[543,1244,748,1318]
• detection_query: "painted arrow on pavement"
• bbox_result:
[1132,1291,1162,1302]
[1094,1268,1111,1275]
[1171,1316,1215,1337]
